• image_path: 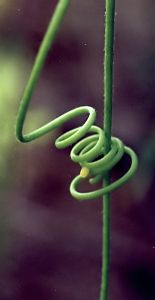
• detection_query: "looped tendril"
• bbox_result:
[70,138,138,200]
[16,0,138,202]
[17,102,138,201]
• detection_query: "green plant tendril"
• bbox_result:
[16,0,138,299]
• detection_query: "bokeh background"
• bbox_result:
[0,0,155,299]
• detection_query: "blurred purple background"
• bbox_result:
[0,0,155,299]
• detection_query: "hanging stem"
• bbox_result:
[100,0,115,300]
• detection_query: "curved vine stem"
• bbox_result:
[16,0,70,140]
[100,0,115,299]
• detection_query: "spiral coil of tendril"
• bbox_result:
[16,0,138,201]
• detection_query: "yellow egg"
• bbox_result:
[80,167,90,178]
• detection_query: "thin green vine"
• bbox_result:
[16,0,138,299]
[100,0,115,299]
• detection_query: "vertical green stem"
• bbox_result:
[100,1,115,300]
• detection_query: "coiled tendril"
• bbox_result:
[16,0,138,201]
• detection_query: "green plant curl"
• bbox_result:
[16,0,138,299]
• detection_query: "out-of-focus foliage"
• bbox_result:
[0,0,14,18]
[0,51,49,184]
